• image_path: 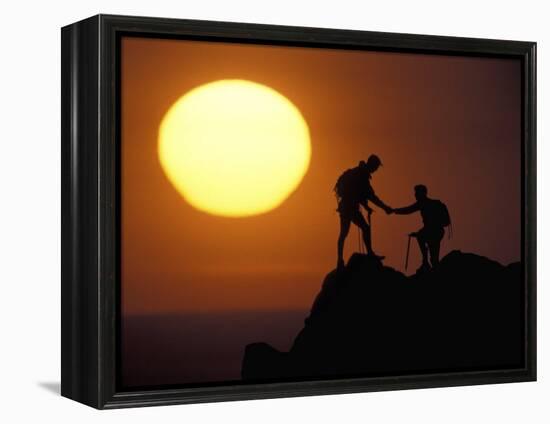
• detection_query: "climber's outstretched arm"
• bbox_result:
[367,192,392,214]
[394,203,420,215]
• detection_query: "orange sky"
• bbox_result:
[121,36,521,315]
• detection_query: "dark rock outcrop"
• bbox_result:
[242,251,523,381]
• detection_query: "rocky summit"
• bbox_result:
[242,251,523,381]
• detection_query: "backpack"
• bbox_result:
[334,168,357,200]
[433,200,451,228]
[430,199,452,238]
[334,163,372,202]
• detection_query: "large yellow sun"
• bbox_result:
[158,79,311,217]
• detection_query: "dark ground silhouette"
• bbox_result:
[242,251,523,380]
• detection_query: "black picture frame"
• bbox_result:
[61,14,536,409]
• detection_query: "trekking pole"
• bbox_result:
[366,208,372,255]
[405,235,412,271]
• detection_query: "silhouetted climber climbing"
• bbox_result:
[391,185,451,273]
[334,154,392,270]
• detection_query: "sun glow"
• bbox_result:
[158,80,311,217]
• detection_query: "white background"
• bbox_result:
[0,0,547,422]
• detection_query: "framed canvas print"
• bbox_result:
[61,14,536,409]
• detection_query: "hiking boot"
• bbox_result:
[367,252,385,260]
[416,263,431,274]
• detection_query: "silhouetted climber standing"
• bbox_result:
[334,155,392,269]
[391,185,451,273]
